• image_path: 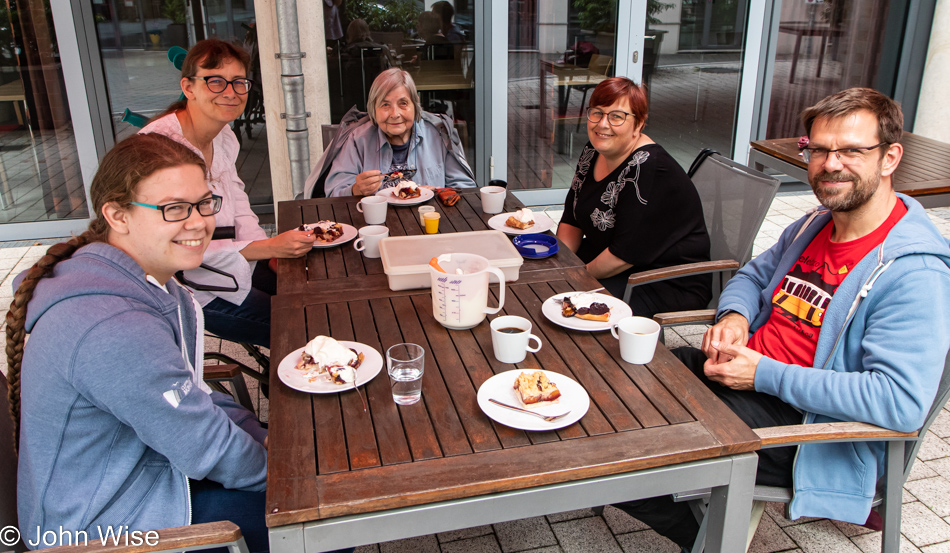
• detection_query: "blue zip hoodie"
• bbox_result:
[718,194,950,523]
[16,243,267,545]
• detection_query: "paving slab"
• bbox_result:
[905,477,950,517]
[850,532,922,553]
[902,502,950,547]
[494,517,557,553]
[437,525,494,543]
[550,517,623,553]
[749,512,798,553]
[440,534,502,553]
[782,519,863,553]
[615,529,680,553]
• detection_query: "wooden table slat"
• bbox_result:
[369,296,444,461]
[305,304,353,474]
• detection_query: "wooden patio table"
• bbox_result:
[750,132,950,208]
[267,191,760,553]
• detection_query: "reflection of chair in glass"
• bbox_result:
[341,45,392,112]
[680,350,950,553]
[623,151,780,311]
[572,54,613,131]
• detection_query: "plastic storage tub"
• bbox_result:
[379,230,523,291]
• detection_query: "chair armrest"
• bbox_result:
[626,259,741,288]
[204,364,242,380]
[48,521,243,553]
[653,309,717,327]
[756,422,918,448]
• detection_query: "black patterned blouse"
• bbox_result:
[561,142,712,316]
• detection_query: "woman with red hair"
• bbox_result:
[557,77,712,316]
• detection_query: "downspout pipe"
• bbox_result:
[274,0,310,197]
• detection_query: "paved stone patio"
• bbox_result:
[3,193,950,552]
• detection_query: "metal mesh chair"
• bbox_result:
[623,150,781,320]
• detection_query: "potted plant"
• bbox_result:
[148,29,162,48]
[162,0,188,48]
[346,0,422,33]
[572,0,673,56]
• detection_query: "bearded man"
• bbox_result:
[612,87,950,551]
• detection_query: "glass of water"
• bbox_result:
[387,343,424,405]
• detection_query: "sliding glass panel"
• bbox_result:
[765,0,894,139]
[323,0,477,178]
[0,0,89,225]
[507,0,618,190]
[91,0,271,206]
[642,0,749,168]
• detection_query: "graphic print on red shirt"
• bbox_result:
[747,201,906,367]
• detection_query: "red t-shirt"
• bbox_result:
[746,201,907,366]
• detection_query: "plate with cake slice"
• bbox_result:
[376,183,435,206]
[541,291,632,332]
[299,221,358,248]
[476,369,589,431]
[277,337,383,394]
[487,209,556,235]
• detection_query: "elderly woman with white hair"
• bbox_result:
[305,67,475,198]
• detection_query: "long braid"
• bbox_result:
[5,230,101,453]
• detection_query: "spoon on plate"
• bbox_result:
[488,398,571,422]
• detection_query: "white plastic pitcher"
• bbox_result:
[429,253,506,329]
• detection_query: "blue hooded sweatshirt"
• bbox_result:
[718,194,950,523]
[16,242,267,546]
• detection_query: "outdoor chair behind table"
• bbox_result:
[622,149,781,327]
[0,371,251,553]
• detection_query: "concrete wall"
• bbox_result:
[913,0,950,143]
[650,0,682,55]
[255,0,332,207]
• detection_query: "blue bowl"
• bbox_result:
[512,233,559,259]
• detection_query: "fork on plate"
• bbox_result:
[488,398,571,422]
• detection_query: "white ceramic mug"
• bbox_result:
[480,186,506,214]
[353,225,389,258]
[610,316,661,364]
[357,195,389,225]
[490,315,542,363]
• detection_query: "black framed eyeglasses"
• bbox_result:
[130,195,222,222]
[586,108,634,127]
[193,76,253,95]
[801,142,888,163]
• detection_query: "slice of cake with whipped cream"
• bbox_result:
[298,220,344,243]
[394,181,421,199]
[506,208,535,230]
[294,335,364,385]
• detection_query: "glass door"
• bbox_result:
[638,0,752,169]
[0,0,94,238]
[88,0,269,205]
[505,0,623,190]
[322,0,477,179]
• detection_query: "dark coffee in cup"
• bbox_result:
[498,327,525,334]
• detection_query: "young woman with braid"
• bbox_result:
[5,133,272,552]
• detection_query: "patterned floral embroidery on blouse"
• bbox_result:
[571,145,650,231]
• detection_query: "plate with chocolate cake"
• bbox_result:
[541,291,632,331]
[476,369,589,431]
[277,336,383,394]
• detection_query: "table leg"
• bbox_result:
[555,83,571,154]
[703,452,758,553]
[269,523,305,553]
[789,32,803,84]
